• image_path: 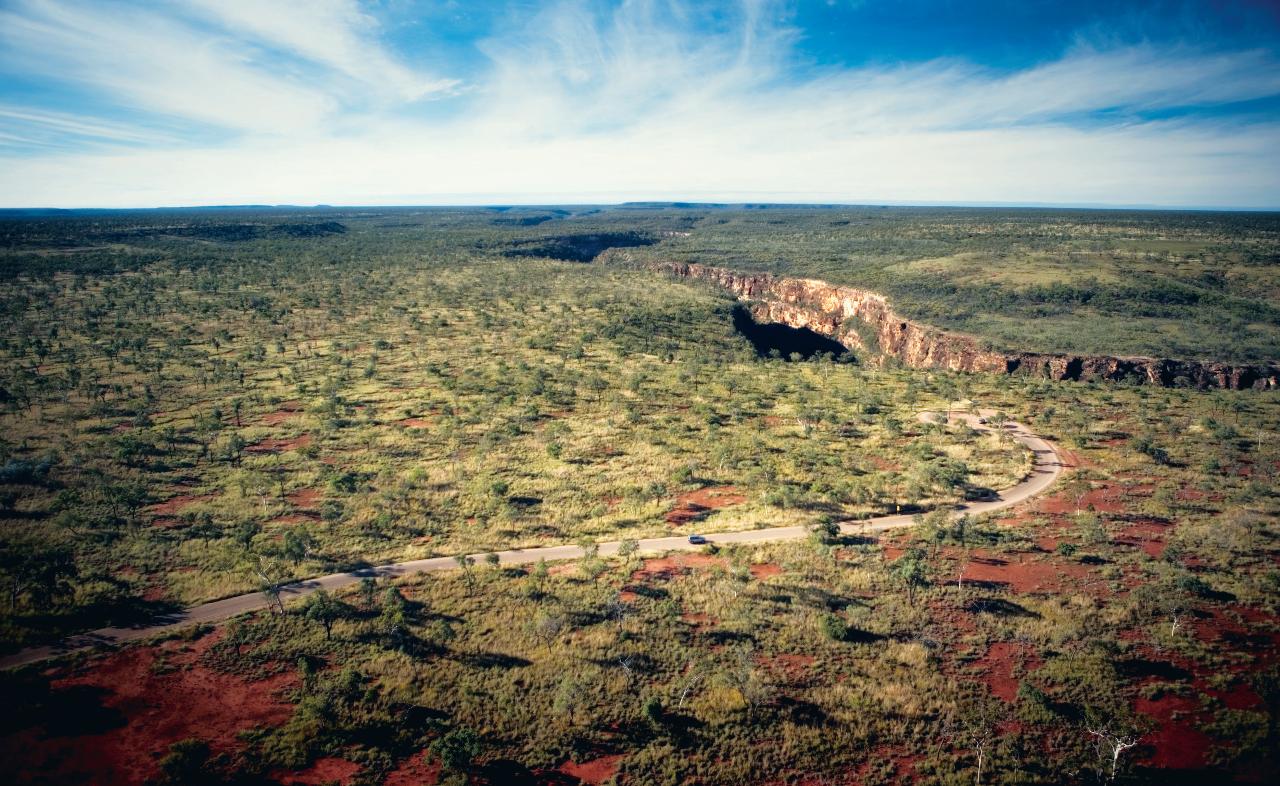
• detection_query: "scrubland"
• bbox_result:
[0,208,1277,785]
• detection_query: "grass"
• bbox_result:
[1,209,1278,785]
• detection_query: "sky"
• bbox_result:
[1,0,1278,209]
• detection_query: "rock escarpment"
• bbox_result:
[599,250,1279,390]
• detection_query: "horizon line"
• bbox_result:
[1,199,1278,214]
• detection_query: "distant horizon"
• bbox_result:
[1,199,1278,214]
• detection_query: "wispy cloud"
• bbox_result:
[181,0,459,102]
[0,0,1277,207]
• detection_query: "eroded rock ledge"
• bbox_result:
[599,250,1279,390]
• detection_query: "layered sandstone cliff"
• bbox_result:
[599,250,1279,390]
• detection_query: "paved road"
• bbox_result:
[1,410,1062,670]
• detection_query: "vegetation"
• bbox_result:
[0,208,1277,785]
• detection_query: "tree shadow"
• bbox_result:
[1117,658,1192,681]
[453,651,532,670]
[966,597,1040,618]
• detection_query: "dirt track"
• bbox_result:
[1,410,1062,669]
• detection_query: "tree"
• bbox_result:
[252,557,289,615]
[894,547,929,604]
[358,577,377,610]
[379,586,408,644]
[454,554,476,594]
[553,673,584,724]
[1084,708,1143,784]
[946,696,1005,786]
[810,517,841,546]
[820,613,849,642]
[531,611,564,656]
[0,537,77,613]
[529,558,549,599]
[617,538,639,560]
[428,727,482,783]
[281,528,313,565]
[484,552,500,570]
[303,589,349,640]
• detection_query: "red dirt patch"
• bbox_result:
[557,753,624,785]
[749,562,782,579]
[398,417,432,428]
[1115,519,1171,559]
[881,543,906,561]
[2,632,297,786]
[867,456,902,472]
[974,641,1042,702]
[1135,692,1213,769]
[148,492,217,517]
[955,550,1095,594]
[287,487,322,509]
[273,757,361,785]
[382,752,440,786]
[681,611,716,629]
[246,434,312,453]
[632,553,727,581]
[757,653,816,679]
[665,485,747,525]
[269,512,321,525]
[262,401,303,426]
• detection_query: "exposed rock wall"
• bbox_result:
[599,250,1279,390]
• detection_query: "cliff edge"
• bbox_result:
[599,250,1278,390]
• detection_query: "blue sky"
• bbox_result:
[1,0,1278,208]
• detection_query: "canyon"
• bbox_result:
[599,250,1280,390]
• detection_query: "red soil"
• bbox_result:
[881,543,906,561]
[398,418,432,428]
[749,562,782,579]
[867,456,902,472]
[617,590,639,603]
[287,487,322,509]
[681,611,716,629]
[1115,519,1170,558]
[757,653,816,679]
[557,753,624,785]
[2,632,297,786]
[269,513,320,525]
[148,492,218,517]
[273,757,362,785]
[262,401,303,426]
[246,434,312,453]
[1207,681,1264,711]
[954,550,1095,594]
[1134,692,1213,769]
[974,641,1041,702]
[381,752,440,786]
[631,553,727,581]
[665,485,746,525]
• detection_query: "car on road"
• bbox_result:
[688,534,708,545]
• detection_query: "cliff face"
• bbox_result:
[599,250,1279,390]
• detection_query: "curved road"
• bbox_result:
[2,410,1063,669]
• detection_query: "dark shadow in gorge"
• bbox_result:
[732,305,853,361]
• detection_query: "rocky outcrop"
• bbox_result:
[599,250,1279,390]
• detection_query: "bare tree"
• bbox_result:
[945,697,1006,786]
[1085,710,1142,783]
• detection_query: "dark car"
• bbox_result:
[688,534,708,545]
